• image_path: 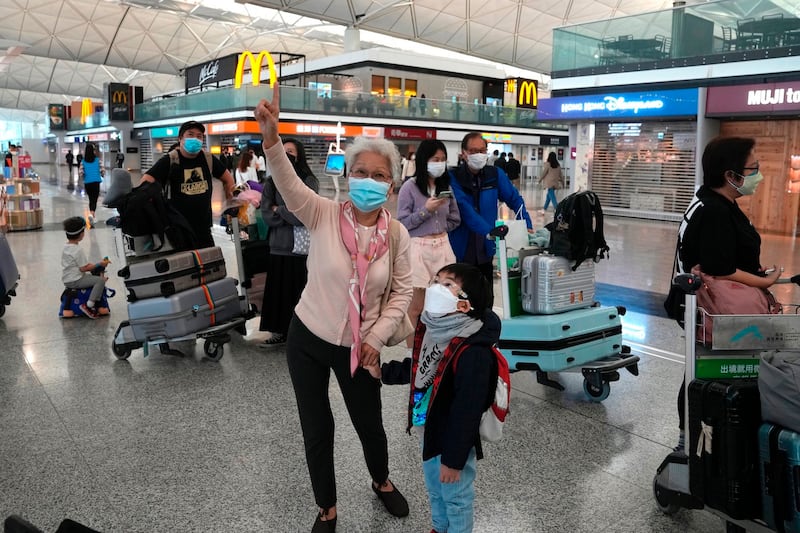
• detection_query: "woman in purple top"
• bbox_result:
[396,139,461,349]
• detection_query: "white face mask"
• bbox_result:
[423,283,460,317]
[427,161,447,178]
[466,153,488,171]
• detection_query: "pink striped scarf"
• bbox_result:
[339,201,391,376]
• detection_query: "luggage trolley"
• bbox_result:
[495,234,640,402]
[111,217,254,361]
[653,273,800,532]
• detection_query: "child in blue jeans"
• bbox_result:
[382,263,499,533]
[61,216,109,319]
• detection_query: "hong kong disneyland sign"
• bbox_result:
[537,88,698,120]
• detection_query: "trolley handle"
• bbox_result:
[775,274,800,286]
[673,273,701,295]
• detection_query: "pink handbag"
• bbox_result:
[692,265,781,344]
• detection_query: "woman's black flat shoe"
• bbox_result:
[311,512,336,533]
[372,481,409,517]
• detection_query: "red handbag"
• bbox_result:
[692,265,781,344]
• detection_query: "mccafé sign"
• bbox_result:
[107,82,130,121]
[234,51,278,89]
[516,79,538,109]
[707,81,800,117]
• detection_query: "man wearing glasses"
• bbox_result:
[447,132,533,293]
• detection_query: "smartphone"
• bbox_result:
[437,190,453,199]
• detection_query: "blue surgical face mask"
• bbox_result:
[348,177,390,212]
[182,137,203,155]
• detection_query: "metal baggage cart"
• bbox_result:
[652,273,800,532]
[111,217,255,361]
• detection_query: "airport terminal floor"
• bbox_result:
[1,174,798,533]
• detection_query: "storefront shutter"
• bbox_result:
[591,121,697,222]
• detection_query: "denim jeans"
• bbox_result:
[543,188,559,211]
[422,447,477,533]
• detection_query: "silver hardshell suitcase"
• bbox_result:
[118,246,226,301]
[521,254,595,314]
[126,277,241,341]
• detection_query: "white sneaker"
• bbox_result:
[88,215,95,228]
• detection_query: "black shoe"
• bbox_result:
[311,511,336,533]
[258,333,286,348]
[372,480,409,517]
[4,515,44,533]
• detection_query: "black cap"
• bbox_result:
[178,120,205,138]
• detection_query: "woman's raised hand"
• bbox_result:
[255,88,281,149]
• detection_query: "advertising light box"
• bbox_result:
[707,81,800,117]
[538,88,698,120]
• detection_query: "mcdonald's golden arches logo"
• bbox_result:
[234,51,277,89]
[111,90,128,104]
[80,98,93,124]
[516,79,538,110]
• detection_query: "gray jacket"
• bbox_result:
[261,172,320,256]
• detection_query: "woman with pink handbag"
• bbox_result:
[671,136,785,452]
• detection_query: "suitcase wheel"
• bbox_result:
[204,338,226,362]
[111,340,133,360]
[583,378,610,402]
[652,476,681,515]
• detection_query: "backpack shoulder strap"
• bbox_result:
[589,192,609,259]
[381,220,403,309]
[572,192,594,269]
[204,151,214,177]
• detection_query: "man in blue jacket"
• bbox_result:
[448,132,533,292]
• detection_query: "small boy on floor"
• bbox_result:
[61,216,109,319]
[382,263,499,533]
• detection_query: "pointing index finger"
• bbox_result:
[270,83,279,109]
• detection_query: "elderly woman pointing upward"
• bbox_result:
[255,90,413,532]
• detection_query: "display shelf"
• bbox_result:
[1,177,43,231]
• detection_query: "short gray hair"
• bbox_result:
[345,137,401,181]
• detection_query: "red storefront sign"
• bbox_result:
[384,127,436,140]
[707,81,800,117]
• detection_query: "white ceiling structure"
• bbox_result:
[0,0,681,123]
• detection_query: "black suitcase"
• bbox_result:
[688,379,762,519]
[241,239,268,279]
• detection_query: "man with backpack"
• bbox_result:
[140,120,235,248]
[448,132,533,292]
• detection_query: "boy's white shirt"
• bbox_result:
[61,243,87,284]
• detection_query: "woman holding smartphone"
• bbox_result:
[397,139,461,350]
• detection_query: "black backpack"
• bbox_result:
[545,190,610,270]
[117,181,198,252]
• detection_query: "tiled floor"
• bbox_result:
[1,177,798,532]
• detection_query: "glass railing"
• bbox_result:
[67,112,110,131]
[553,0,800,74]
[134,85,567,131]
